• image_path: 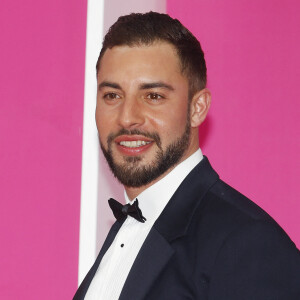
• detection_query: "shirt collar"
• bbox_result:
[124,148,203,224]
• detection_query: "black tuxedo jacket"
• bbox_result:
[74,157,300,299]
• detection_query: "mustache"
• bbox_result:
[107,128,161,148]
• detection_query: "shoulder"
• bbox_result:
[189,176,300,268]
[198,178,287,237]
[192,179,300,298]
[181,159,299,258]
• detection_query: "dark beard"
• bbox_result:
[100,120,191,188]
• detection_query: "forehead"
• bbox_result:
[97,42,186,84]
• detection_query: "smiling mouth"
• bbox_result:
[119,140,152,148]
[112,133,158,156]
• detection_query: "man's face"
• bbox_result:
[96,42,198,187]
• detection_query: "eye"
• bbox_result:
[146,93,165,102]
[103,93,120,101]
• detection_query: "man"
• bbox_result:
[74,12,300,300]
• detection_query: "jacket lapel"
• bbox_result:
[73,220,123,300]
[119,157,219,299]
[154,156,219,241]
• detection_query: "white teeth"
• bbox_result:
[119,140,151,148]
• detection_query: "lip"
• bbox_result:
[114,135,153,143]
[114,135,154,156]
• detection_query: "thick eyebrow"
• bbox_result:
[98,81,122,91]
[98,81,175,91]
[139,82,175,91]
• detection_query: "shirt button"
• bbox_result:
[121,243,124,248]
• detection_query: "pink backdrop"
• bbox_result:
[1,1,299,298]
[0,0,86,298]
[168,0,300,247]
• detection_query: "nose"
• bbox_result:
[117,98,144,129]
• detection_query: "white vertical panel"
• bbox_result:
[103,0,167,33]
[78,0,104,285]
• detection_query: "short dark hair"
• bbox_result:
[96,12,207,98]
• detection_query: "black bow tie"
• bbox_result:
[108,198,146,223]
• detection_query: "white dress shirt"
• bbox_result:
[85,149,203,299]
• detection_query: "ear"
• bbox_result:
[190,88,211,128]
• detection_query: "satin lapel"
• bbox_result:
[155,156,219,241]
[73,221,123,300]
[119,228,174,300]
